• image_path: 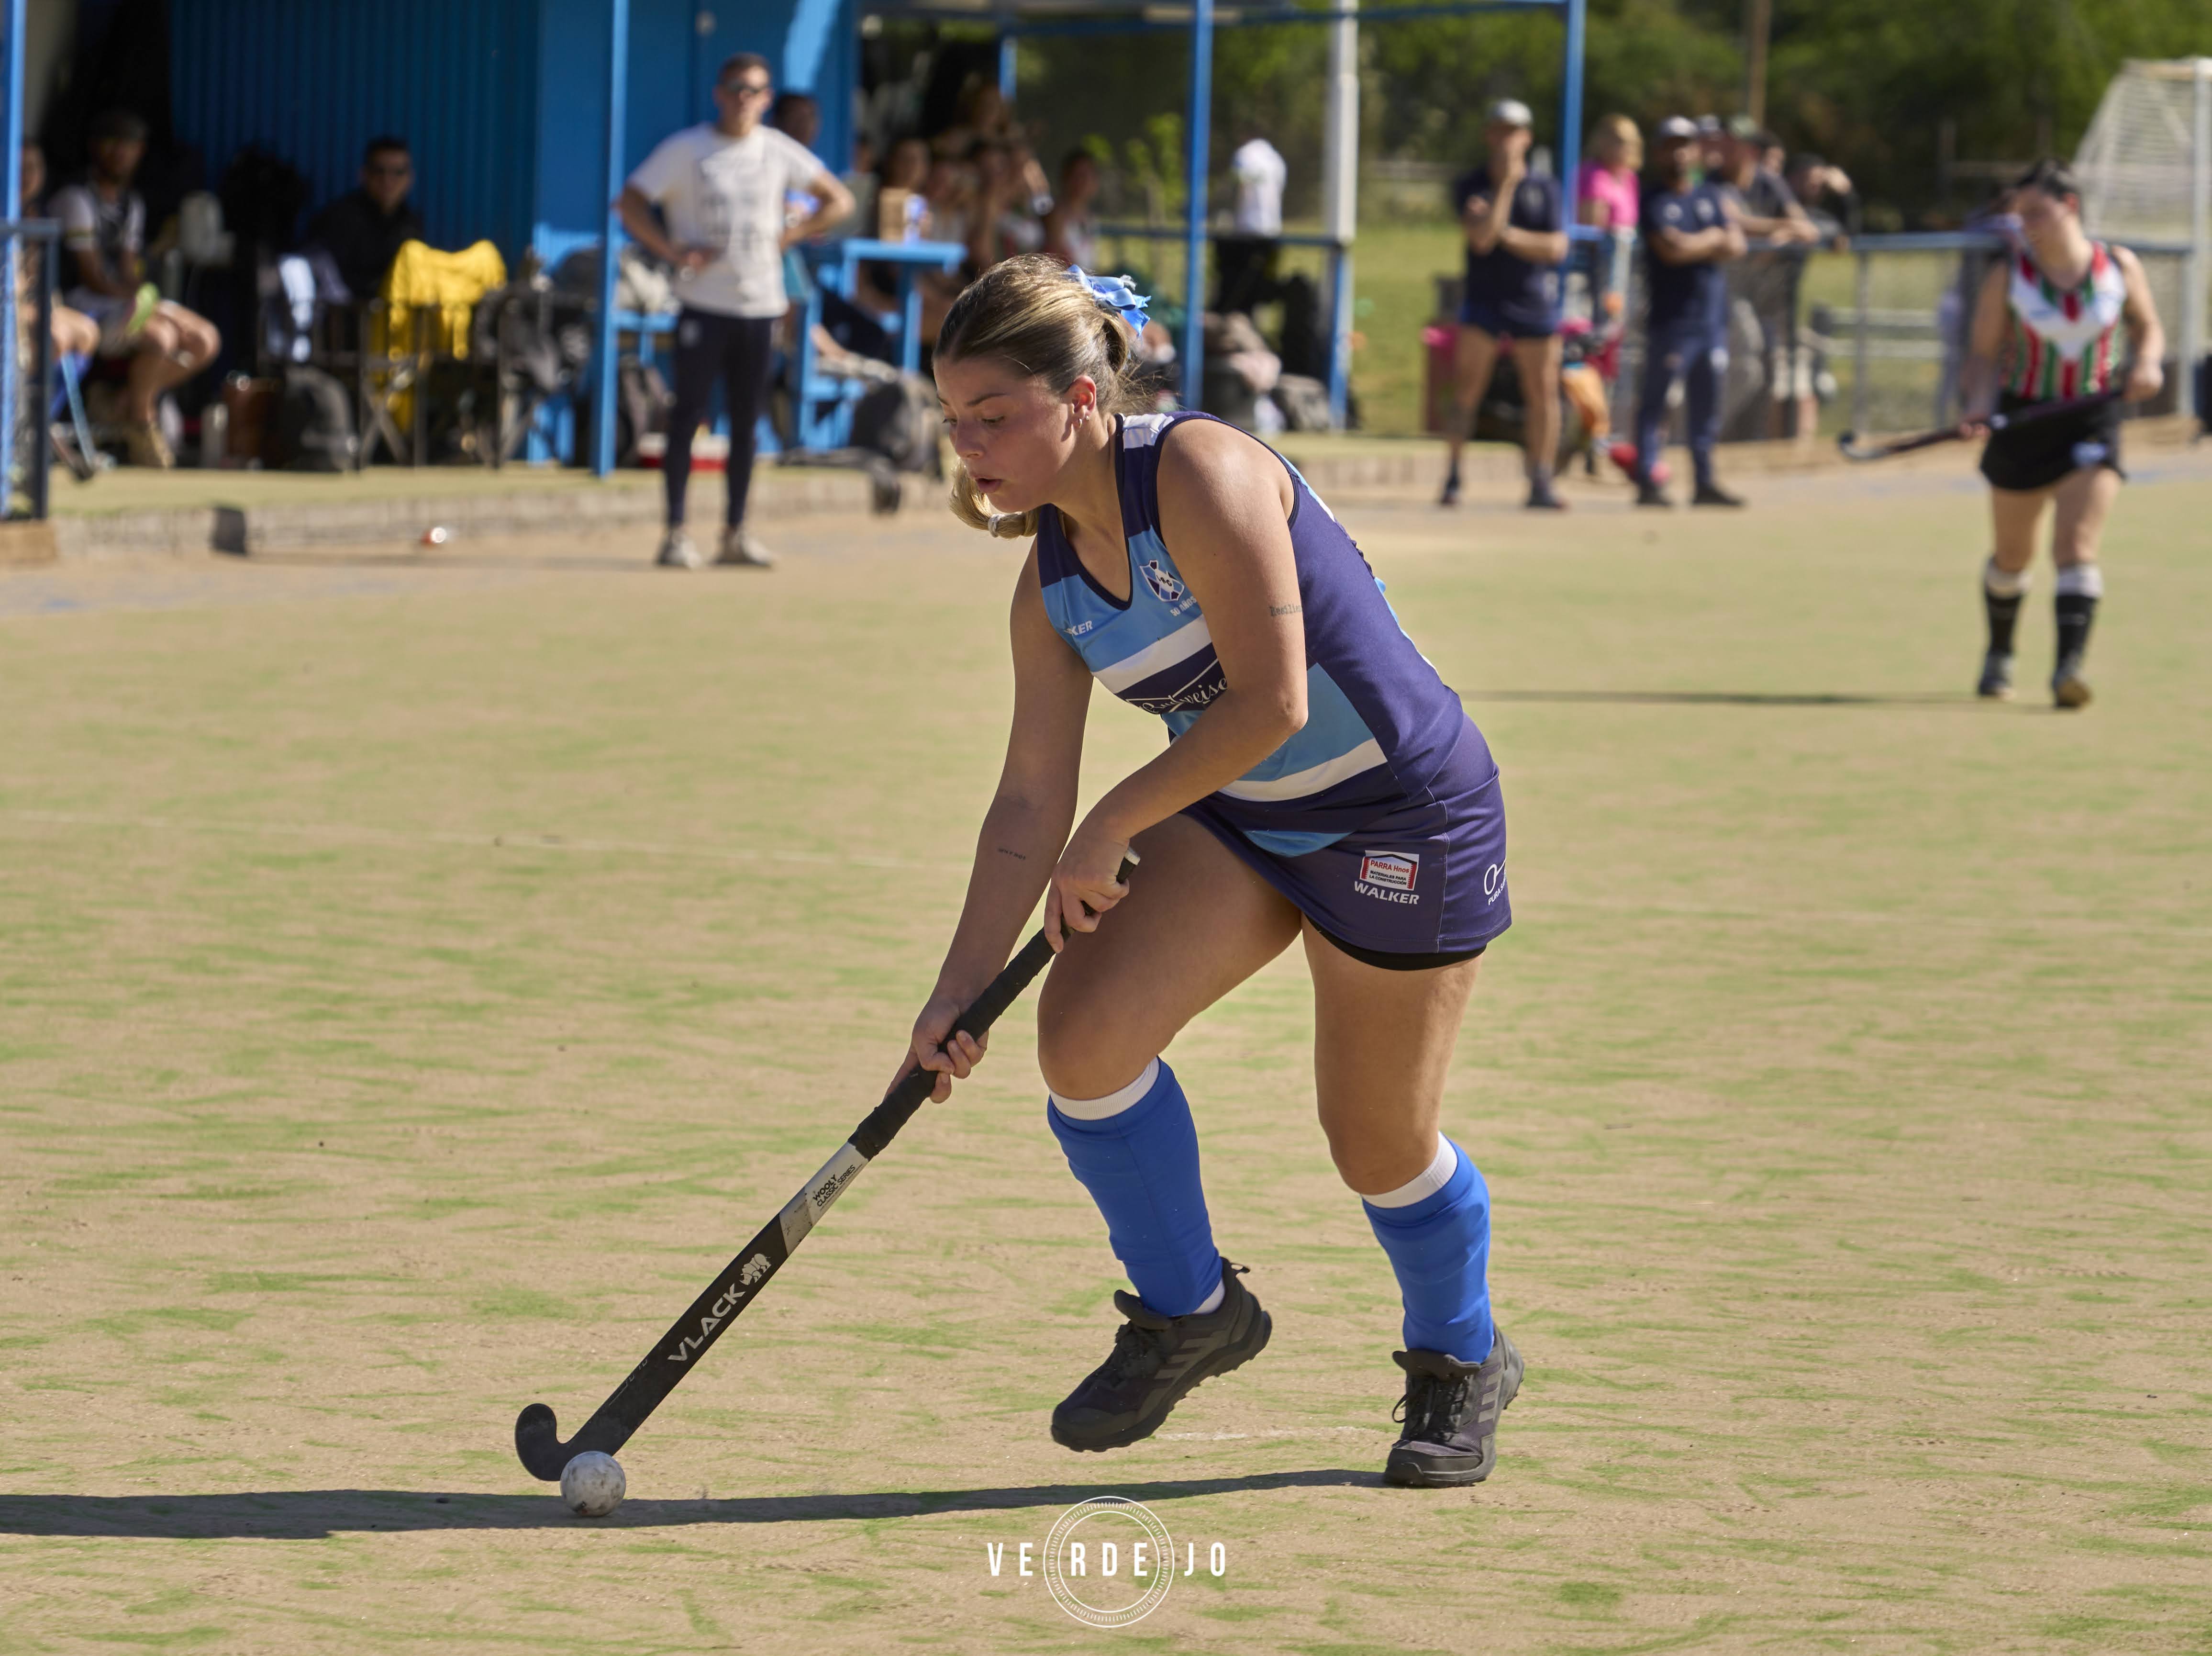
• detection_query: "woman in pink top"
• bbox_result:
[1575,114,1642,336]
[1575,113,1642,231]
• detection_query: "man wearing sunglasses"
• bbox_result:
[305,136,425,303]
[622,53,855,569]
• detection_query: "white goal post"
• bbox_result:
[2074,57,2212,420]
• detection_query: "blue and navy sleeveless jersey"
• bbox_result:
[1034,412,1475,856]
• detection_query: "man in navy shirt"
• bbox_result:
[1634,116,1748,506]
[1442,99,1571,510]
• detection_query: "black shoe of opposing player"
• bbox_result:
[1977,650,2016,700]
[1439,473,1462,507]
[1692,481,1746,508]
[1634,479,1672,508]
[1051,1260,1271,1452]
[1525,478,1567,510]
[1383,1328,1523,1488]
[2052,652,2093,709]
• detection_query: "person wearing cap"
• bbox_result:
[1633,116,1747,507]
[50,109,222,469]
[1786,153,1854,242]
[1442,99,1571,511]
[1719,115,1817,247]
[1716,115,1817,439]
[1694,115,1727,182]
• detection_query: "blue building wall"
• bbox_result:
[169,0,542,259]
[172,0,853,261]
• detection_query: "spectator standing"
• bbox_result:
[49,109,222,469]
[303,136,424,300]
[620,53,854,571]
[1695,115,1726,183]
[1576,115,1642,232]
[1633,116,1747,507]
[1575,114,1642,330]
[1717,115,1817,438]
[1718,116,1816,247]
[1441,99,1570,511]
[1785,153,1855,243]
[1216,129,1287,315]
[1231,132,1286,236]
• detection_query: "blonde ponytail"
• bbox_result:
[935,255,1146,537]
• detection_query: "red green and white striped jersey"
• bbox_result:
[2003,242,2125,402]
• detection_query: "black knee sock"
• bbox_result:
[2055,592,2098,663]
[1984,590,2023,655]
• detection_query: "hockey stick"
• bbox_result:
[1836,389,2120,463]
[513,853,1139,1481]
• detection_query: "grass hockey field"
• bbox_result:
[3,451,2208,1653]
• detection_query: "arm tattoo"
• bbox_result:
[1268,603,1303,617]
[995,847,1028,861]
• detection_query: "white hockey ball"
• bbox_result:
[560,1451,626,1517]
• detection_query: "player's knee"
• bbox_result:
[1034,1006,1128,1101]
[2053,533,2101,569]
[1322,1124,1437,1199]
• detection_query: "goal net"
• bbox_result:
[2074,58,2210,411]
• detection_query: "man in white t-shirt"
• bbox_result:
[619,53,854,569]
[1231,135,1286,237]
[1217,132,1288,315]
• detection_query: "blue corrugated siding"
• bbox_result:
[169,0,540,260]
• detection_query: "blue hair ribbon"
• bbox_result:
[1067,265,1151,333]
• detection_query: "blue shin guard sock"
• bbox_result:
[1362,1138,1493,1363]
[1047,1058,1221,1318]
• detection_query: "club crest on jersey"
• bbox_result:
[1141,560,1186,603]
[1355,851,1421,903]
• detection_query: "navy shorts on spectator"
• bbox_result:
[1452,166,1563,339]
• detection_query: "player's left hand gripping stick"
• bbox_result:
[513,853,1139,1480]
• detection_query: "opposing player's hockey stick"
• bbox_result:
[1837,389,2121,462]
[513,855,1139,1481]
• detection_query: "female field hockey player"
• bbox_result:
[1962,160,2164,708]
[903,256,1519,1487]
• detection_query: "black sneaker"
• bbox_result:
[1692,481,1746,508]
[1525,478,1567,510]
[1438,474,1462,507]
[1634,479,1672,508]
[1383,1328,1523,1488]
[1051,1260,1271,1452]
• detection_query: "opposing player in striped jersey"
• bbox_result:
[1961,160,2164,707]
[909,257,1521,1487]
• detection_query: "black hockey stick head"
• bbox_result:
[516,1400,633,1481]
[1836,425,1961,463]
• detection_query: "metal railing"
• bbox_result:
[1826,232,2198,437]
[1577,230,2201,451]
